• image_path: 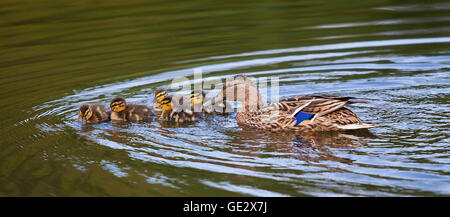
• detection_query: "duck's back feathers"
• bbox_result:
[237,94,376,132]
[281,94,369,105]
[279,94,369,117]
[320,107,377,130]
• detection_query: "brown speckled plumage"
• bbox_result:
[219,75,377,132]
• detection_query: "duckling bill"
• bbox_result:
[110,96,153,122]
[78,102,110,124]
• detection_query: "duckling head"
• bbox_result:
[190,90,205,106]
[154,89,168,104]
[78,104,93,124]
[110,96,127,112]
[159,96,172,111]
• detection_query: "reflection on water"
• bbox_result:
[309,17,450,29]
[1,0,449,196]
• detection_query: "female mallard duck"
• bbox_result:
[157,90,204,123]
[214,75,376,132]
[78,102,110,124]
[110,96,153,123]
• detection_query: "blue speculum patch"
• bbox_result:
[294,112,315,126]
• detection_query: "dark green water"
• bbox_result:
[1,0,449,196]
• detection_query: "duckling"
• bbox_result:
[78,102,110,124]
[181,89,232,115]
[158,91,203,123]
[189,90,206,114]
[110,96,153,123]
[153,89,189,114]
[214,74,377,132]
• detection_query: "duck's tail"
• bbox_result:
[337,122,378,130]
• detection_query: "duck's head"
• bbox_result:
[190,90,205,106]
[159,95,172,111]
[78,104,93,124]
[110,96,127,112]
[217,75,263,111]
[154,89,168,104]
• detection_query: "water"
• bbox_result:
[1,0,449,196]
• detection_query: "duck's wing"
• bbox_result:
[280,94,368,103]
[278,94,368,116]
[267,94,370,127]
[320,107,377,129]
[286,96,376,130]
[257,98,346,127]
[294,98,350,117]
[238,95,375,131]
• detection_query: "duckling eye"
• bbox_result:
[85,109,93,119]
[110,102,123,108]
